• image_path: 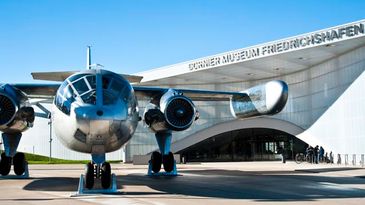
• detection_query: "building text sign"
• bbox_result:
[188,22,364,71]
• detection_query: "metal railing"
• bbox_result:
[337,154,364,167]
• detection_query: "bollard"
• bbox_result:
[337,154,342,165]
[352,154,356,166]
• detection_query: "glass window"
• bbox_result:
[81,90,97,105]
[57,81,67,96]
[64,85,74,99]
[73,78,89,95]
[110,80,123,94]
[86,75,96,89]
[103,91,116,105]
[102,76,111,89]
[68,73,87,83]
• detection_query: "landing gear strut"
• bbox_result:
[162,152,174,173]
[151,151,162,173]
[0,153,12,176]
[148,131,178,176]
[75,154,117,195]
[148,151,177,176]
[85,162,94,189]
[101,162,111,189]
[13,152,26,176]
[0,152,29,178]
[84,161,112,189]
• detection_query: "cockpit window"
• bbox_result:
[81,90,96,105]
[73,78,89,95]
[55,72,133,115]
[102,76,111,89]
[55,84,75,115]
[64,85,74,99]
[86,75,96,89]
[110,79,123,94]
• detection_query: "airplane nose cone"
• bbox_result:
[74,104,128,121]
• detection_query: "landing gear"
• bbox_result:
[75,159,117,195]
[151,151,162,173]
[1,133,28,178]
[83,162,112,189]
[148,131,178,176]
[101,162,111,189]
[162,152,174,173]
[0,153,11,176]
[13,152,26,176]
[84,162,94,189]
[0,152,29,178]
[148,151,177,176]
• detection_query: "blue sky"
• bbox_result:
[0,0,364,83]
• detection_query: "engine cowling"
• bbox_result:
[230,80,288,119]
[144,89,198,132]
[0,84,34,133]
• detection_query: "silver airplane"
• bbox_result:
[0,47,288,189]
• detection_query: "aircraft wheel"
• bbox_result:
[101,162,111,189]
[13,152,26,176]
[163,152,174,173]
[0,153,12,176]
[151,151,162,173]
[84,162,94,189]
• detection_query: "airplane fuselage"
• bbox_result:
[52,69,139,154]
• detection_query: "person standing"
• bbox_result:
[314,145,319,164]
[278,146,286,163]
[319,146,325,163]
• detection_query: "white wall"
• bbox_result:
[296,70,365,156]
[126,45,365,162]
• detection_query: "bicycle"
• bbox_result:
[295,153,305,164]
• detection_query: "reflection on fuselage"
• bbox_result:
[52,69,139,154]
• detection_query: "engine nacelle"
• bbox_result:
[144,89,198,132]
[230,80,288,119]
[0,84,34,133]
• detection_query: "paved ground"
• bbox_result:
[0,161,365,204]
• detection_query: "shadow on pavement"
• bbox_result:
[294,167,362,173]
[22,169,365,201]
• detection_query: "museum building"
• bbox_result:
[16,19,365,163]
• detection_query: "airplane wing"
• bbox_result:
[133,80,288,118]
[10,83,60,99]
[31,71,143,83]
[133,86,246,101]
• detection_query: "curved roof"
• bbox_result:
[136,19,365,86]
[171,117,305,153]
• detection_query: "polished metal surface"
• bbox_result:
[0,84,34,133]
[31,71,143,83]
[143,89,197,132]
[2,68,288,159]
[52,69,139,154]
[230,80,288,119]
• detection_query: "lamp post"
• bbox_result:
[48,115,53,163]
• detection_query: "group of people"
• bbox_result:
[305,145,333,164]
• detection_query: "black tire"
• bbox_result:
[0,153,12,176]
[151,151,162,173]
[163,152,174,173]
[101,162,111,189]
[295,153,303,164]
[84,162,94,189]
[13,152,26,176]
